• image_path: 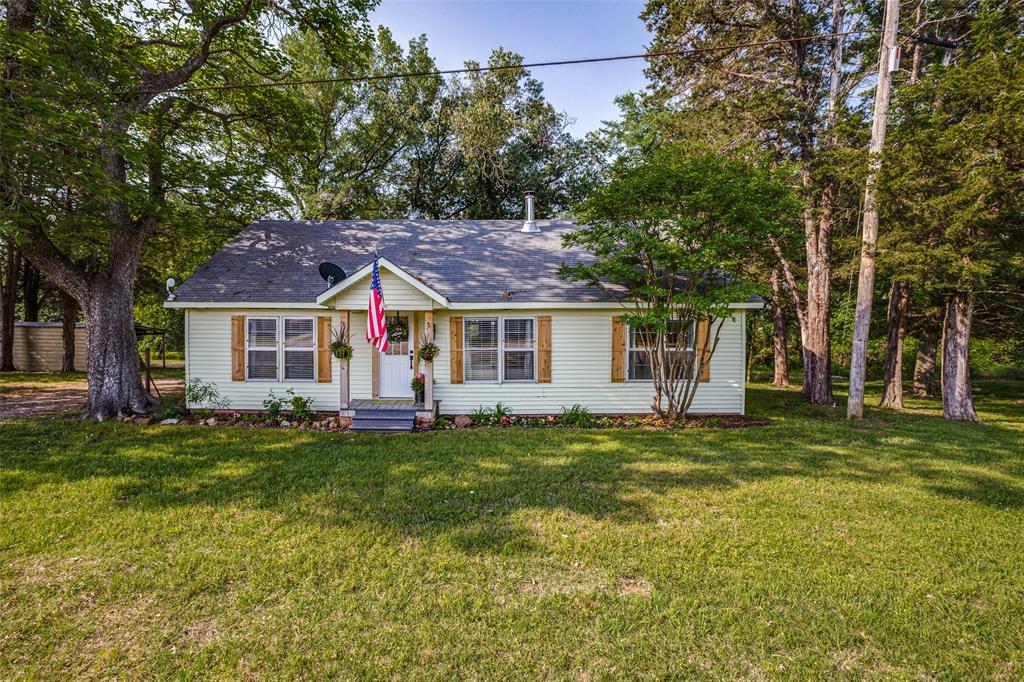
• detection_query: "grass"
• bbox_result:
[1,380,1023,679]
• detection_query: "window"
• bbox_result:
[463,316,537,383]
[245,316,317,381]
[464,317,499,382]
[503,317,535,381]
[283,317,315,380]
[247,317,278,380]
[627,319,696,381]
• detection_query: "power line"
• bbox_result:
[148,29,880,95]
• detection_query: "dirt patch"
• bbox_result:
[0,376,182,420]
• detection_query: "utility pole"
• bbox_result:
[847,0,901,418]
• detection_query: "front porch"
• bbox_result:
[340,398,438,423]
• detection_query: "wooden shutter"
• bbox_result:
[316,316,332,383]
[611,316,626,383]
[537,315,552,383]
[231,315,245,381]
[695,319,711,382]
[449,316,463,384]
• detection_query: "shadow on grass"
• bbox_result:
[2,382,1023,556]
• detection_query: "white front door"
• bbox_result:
[379,314,413,398]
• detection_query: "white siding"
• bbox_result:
[186,306,749,415]
[432,308,747,415]
[327,269,435,310]
[186,308,342,411]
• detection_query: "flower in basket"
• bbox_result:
[418,337,440,362]
[410,373,426,393]
[330,322,353,359]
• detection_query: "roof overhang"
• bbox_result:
[164,299,763,311]
[164,301,329,310]
[315,256,450,308]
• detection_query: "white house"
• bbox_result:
[166,209,761,429]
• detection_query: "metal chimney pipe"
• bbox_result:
[520,191,540,233]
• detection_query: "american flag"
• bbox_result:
[365,254,389,353]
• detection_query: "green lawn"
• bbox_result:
[2,381,1022,679]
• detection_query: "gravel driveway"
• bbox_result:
[0,374,183,420]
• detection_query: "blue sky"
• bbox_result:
[369,0,652,135]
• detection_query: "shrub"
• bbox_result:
[286,389,315,422]
[263,391,285,421]
[493,402,512,421]
[184,378,230,410]
[150,402,184,423]
[560,404,595,428]
[470,406,493,426]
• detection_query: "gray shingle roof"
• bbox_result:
[172,219,618,304]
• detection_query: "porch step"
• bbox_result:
[349,409,416,433]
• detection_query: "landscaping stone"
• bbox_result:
[205,417,218,426]
[454,415,472,429]
[159,418,179,425]
[281,420,291,427]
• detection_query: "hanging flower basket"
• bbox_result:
[387,319,409,342]
[331,322,352,359]
[418,340,439,362]
[331,341,353,359]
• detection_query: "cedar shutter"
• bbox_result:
[695,319,711,382]
[537,315,552,383]
[316,316,332,383]
[449,316,463,384]
[231,315,245,381]
[611,316,626,383]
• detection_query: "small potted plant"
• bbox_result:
[330,322,353,360]
[418,334,439,362]
[410,372,425,403]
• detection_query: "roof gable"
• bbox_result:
[315,257,449,307]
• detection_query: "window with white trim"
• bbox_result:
[503,317,535,381]
[463,316,538,383]
[283,317,315,380]
[627,319,696,381]
[464,317,499,382]
[247,317,278,380]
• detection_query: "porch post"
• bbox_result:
[423,310,433,410]
[339,309,350,410]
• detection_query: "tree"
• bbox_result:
[562,146,801,419]
[2,0,372,418]
[879,5,1024,421]
[270,27,443,219]
[640,0,876,406]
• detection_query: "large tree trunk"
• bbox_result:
[803,200,833,406]
[82,275,154,419]
[911,323,939,397]
[21,258,41,321]
[940,291,980,422]
[770,268,790,387]
[880,280,910,409]
[61,291,77,372]
[1,242,18,371]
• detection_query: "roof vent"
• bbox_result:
[520,191,540,233]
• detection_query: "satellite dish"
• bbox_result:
[165,277,176,292]
[319,262,347,288]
